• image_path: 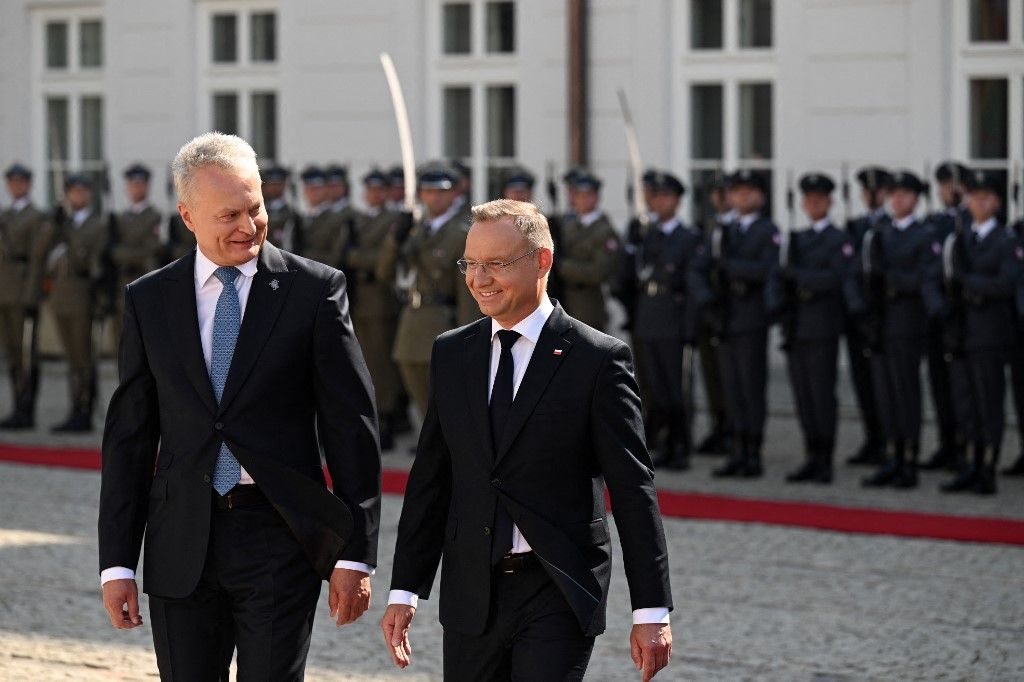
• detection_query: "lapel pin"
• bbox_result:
[553,349,563,356]
[269,279,280,291]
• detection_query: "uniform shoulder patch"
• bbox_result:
[931,242,942,255]
[772,232,782,246]
[842,242,854,257]
[1016,246,1024,261]
[606,237,620,252]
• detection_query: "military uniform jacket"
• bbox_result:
[556,213,620,328]
[267,201,302,252]
[0,202,53,306]
[873,221,943,340]
[113,205,162,286]
[165,214,197,263]
[634,221,701,342]
[345,208,401,321]
[386,213,478,363]
[928,206,972,242]
[959,223,1021,350]
[49,211,111,315]
[301,208,350,269]
[720,216,779,335]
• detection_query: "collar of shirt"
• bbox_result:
[11,197,30,212]
[130,201,150,214]
[659,217,680,235]
[194,247,259,291]
[580,210,602,227]
[428,202,461,232]
[366,205,382,217]
[811,218,831,233]
[267,197,286,212]
[332,198,350,212]
[716,209,737,225]
[72,208,91,227]
[972,218,997,241]
[893,214,915,231]
[739,212,759,231]
[490,295,555,347]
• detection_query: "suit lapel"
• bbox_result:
[160,253,218,415]
[218,243,296,414]
[495,306,574,464]
[464,319,495,460]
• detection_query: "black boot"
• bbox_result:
[940,443,982,492]
[786,439,818,483]
[974,446,999,495]
[862,440,901,487]
[52,369,93,433]
[892,440,919,489]
[738,433,764,478]
[665,419,691,472]
[846,437,885,466]
[712,433,747,477]
[813,439,835,484]
[0,368,29,429]
[1001,451,1024,477]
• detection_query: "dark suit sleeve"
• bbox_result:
[312,269,382,566]
[591,342,673,612]
[97,285,161,573]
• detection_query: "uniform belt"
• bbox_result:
[404,292,454,309]
[213,484,269,510]
[495,552,537,574]
[643,281,681,297]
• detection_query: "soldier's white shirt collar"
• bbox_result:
[812,218,831,233]
[428,201,461,233]
[490,294,555,345]
[130,201,150,214]
[580,210,602,227]
[659,217,680,235]
[972,218,997,241]
[194,247,258,289]
[892,214,915,230]
[307,201,329,218]
[72,207,91,227]
[267,197,286,211]
[717,209,738,225]
[366,205,382,217]
[739,212,759,231]
[11,197,30,212]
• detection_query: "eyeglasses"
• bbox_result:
[457,248,540,276]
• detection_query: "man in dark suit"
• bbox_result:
[380,199,673,681]
[98,133,382,681]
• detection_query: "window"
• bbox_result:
[443,3,472,54]
[443,87,472,158]
[213,93,240,135]
[970,78,1008,159]
[691,0,723,50]
[969,0,1009,42]
[485,1,515,53]
[46,21,68,69]
[250,12,276,62]
[79,20,102,68]
[46,97,69,163]
[739,0,772,49]
[80,97,103,162]
[691,85,723,159]
[250,92,277,160]
[212,14,238,63]
[739,82,772,159]
[486,86,515,157]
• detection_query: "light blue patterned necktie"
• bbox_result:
[211,266,242,495]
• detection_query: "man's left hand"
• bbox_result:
[328,568,371,627]
[630,623,672,682]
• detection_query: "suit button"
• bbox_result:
[203,474,211,483]
[214,422,224,431]
[483,526,491,535]
[491,478,501,487]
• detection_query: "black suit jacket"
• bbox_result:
[390,305,672,637]
[98,243,381,598]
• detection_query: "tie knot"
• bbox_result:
[214,266,241,285]
[496,329,521,351]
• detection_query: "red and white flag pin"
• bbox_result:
[553,349,563,356]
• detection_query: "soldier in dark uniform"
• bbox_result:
[298,165,349,268]
[110,164,162,345]
[1004,214,1024,477]
[862,170,944,488]
[343,169,405,450]
[48,174,111,432]
[769,173,855,483]
[0,164,53,429]
[939,170,1022,494]
[693,169,779,478]
[380,162,478,416]
[554,171,620,331]
[262,164,301,252]
[844,167,891,466]
[633,172,701,471]
[919,161,973,472]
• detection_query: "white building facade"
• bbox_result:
[1,0,1022,227]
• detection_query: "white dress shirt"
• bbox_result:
[659,218,680,235]
[972,217,997,241]
[11,196,30,212]
[101,247,372,585]
[811,218,831,233]
[388,295,669,625]
[579,210,603,227]
[738,212,759,232]
[892,214,915,231]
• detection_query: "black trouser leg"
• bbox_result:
[926,322,956,456]
[845,322,883,450]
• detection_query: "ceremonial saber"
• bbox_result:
[616,89,648,226]
[380,53,419,219]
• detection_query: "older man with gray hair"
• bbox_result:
[98,132,382,681]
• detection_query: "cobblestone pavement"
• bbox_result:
[2,463,1023,681]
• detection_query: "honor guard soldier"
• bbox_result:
[1005,213,1024,477]
[844,166,892,467]
[109,164,162,345]
[262,164,301,252]
[448,159,472,219]
[385,165,406,211]
[634,171,701,471]
[769,173,855,483]
[692,169,779,478]
[861,170,944,488]
[939,170,1022,494]
[920,161,973,472]
[299,165,349,268]
[380,162,477,416]
[326,164,361,245]
[48,173,112,432]
[342,169,405,450]
[554,171,620,331]
[0,164,54,429]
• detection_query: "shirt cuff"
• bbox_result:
[632,607,670,625]
[387,590,419,608]
[334,561,375,576]
[100,566,135,585]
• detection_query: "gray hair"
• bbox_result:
[470,199,554,252]
[172,132,259,206]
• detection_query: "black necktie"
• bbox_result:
[489,329,520,564]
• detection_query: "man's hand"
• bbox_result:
[328,568,371,627]
[380,604,416,669]
[102,578,142,629]
[630,623,672,682]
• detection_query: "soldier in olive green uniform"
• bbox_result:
[110,164,162,345]
[555,171,621,331]
[380,162,478,416]
[299,166,350,268]
[344,169,405,449]
[326,165,362,252]
[0,164,54,428]
[262,164,302,252]
[48,174,111,432]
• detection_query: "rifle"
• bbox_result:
[546,160,558,214]
[707,211,731,346]
[860,222,886,356]
[840,161,851,227]
[940,205,968,360]
[776,170,798,351]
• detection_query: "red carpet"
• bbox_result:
[4,444,1023,546]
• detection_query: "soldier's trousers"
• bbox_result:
[640,338,693,446]
[54,313,96,413]
[926,320,956,447]
[1010,343,1024,453]
[718,329,768,436]
[0,304,39,412]
[947,355,976,445]
[398,362,430,419]
[964,348,1006,449]
[872,338,923,443]
[354,317,403,415]
[786,338,839,445]
[698,332,727,421]
[845,321,882,443]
